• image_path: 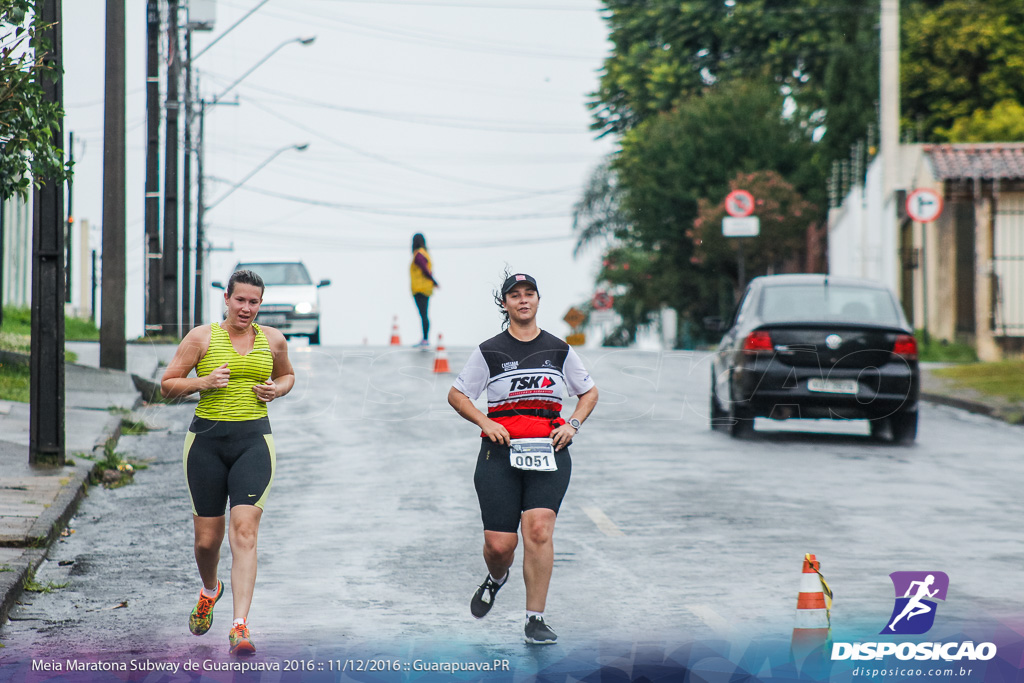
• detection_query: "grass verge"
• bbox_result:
[2,307,99,341]
[931,360,1024,403]
[0,307,98,402]
[0,363,30,402]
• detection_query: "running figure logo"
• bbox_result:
[881,571,949,635]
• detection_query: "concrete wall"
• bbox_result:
[827,150,906,293]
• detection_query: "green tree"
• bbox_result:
[0,0,69,200]
[945,99,1024,142]
[692,171,818,293]
[576,81,818,344]
[591,0,879,146]
[902,0,1024,141]
[572,159,627,257]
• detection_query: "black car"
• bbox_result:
[709,274,919,443]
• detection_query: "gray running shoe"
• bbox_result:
[524,615,558,645]
[470,573,506,619]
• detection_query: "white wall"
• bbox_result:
[827,154,899,291]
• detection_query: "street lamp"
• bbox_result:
[205,143,309,211]
[210,37,316,106]
[192,35,316,327]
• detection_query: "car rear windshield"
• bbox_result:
[236,263,312,286]
[758,284,902,326]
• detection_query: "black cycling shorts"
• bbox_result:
[183,416,276,517]
[473,439,571,533]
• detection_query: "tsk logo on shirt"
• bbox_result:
[882,572,949,635]
[509,376,556,391]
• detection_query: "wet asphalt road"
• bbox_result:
[1,345,1022,666]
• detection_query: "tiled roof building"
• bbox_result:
[924,143,1024,180]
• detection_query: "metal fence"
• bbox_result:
[994,194,1024,336]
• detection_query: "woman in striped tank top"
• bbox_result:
[161,269,295,656]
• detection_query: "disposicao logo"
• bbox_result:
[882,571,948,635]
[831,571,997,663]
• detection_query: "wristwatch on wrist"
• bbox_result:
[568,418,582,432]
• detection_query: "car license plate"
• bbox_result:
[807,378,859,394]
[257,314,286,326]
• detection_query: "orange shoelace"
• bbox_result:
[195,593,216,619]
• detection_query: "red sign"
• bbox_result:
[592,290,613,311]
[906,189,943,223]
[724,190,755,218]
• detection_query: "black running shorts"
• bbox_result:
[473,439,571,533]
[183,416,276,517]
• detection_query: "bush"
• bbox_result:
[916,331,978,363]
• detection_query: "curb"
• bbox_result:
[921,392,1022,424]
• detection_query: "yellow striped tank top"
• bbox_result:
[195,322,274,421]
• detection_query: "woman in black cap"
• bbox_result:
[447,272,599,644]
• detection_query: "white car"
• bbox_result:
[213,261,331,344]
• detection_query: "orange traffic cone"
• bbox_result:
[433,334,451,373]
[791,553,832,660]
[390,316,401,346]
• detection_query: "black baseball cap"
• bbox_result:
[501,273,539,296]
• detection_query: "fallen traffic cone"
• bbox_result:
[791,553,832,661]
[390,316,401,346]
[433,334,451,373]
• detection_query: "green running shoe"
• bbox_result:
[189,581,223,636]
[229,621,256,656]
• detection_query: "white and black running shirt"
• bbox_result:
[452,329,595,439]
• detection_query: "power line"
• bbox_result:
[308,0,596,10]
[218,0,603,61]
[236,97,581,194]
[224,182,571,220]
[207,222,574,251]
[205,174,572,209]
[204,78,590,134]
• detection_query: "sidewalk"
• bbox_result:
[0,342,177,626]
[0,352,1017,629]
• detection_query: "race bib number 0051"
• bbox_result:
[509,438,557,472]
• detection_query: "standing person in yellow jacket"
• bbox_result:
[410,233,440,347]
[161,269,294,657]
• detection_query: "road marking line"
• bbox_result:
[688,604,732,635]
[580,506,625,537]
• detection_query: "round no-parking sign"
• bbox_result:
[724,189,755,218]
[906,189,943,223]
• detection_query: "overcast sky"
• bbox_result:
[62,0,616,346]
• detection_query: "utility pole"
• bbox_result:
[162,0,181,336]
[194,98,205,327]
[144,0,161,336]
[181,26,193,337]
[0,196,5,330]
[29,0,66,465]
[880,0,900,200]
[65,131,73,304]
[100,0,126,371]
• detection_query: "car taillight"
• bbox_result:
[743,330,774,352]
[893,334,918,359]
